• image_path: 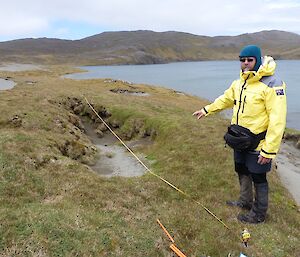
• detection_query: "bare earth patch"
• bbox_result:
[110,88,150,96]
[83,120,149,177]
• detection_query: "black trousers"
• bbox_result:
[234,150,271,183]
[235,161,267,183]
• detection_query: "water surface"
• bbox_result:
[66,60,300,130]
[0,78,15,90]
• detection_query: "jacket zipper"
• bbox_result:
[236,76,249,124]
[242,95,246,113]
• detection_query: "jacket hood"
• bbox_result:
[258,56,276,76]
[240,56,276,82]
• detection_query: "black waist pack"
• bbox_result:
[224,124,266,151]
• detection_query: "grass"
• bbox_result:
[285,128,300,135]
[0,66,299,256]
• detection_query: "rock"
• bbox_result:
[97,123,108,132]
[123,130,134,140]
[133,120,144,133]
[54,118,66,130]
[296,140,300,149]
[58,139,98,165]
[95,129,104,138]
[9,115,22,127]
[97,106,111,118]
[64,97,84,111]
[25,81,37,85]
[109,119,120,128]
[73,104,84,115]
[68,113,84,130]
[24,157,37,168]
[142,128,157,139]
[90,146,97,152]
[66,140,86,160]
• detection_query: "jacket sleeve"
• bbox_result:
[202,81,235,116]
[260,83,287,158]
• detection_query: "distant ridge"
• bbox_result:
[0,30,300,65]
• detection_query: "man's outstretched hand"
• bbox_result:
[193,109,205,120]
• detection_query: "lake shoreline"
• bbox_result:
[276,141,300,207]
[65,60,300,131]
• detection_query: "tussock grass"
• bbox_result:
[0,66,299,256]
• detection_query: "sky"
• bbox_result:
[1,0,300,42]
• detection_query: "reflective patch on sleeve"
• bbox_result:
[275,88,284,96]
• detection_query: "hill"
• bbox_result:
[0,30,300,64]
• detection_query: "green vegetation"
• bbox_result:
[285,127,300,136]
[0,66,299,256]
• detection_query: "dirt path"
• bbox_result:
[276,141,300,206]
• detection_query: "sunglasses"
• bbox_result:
[239,57,255,63]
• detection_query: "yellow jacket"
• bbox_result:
[202,56,287,158]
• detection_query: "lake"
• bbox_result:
[65,60,299,130]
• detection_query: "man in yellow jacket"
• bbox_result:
[193,45,287,224]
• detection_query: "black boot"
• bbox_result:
[238,182,268,224]
[227,174,253,210]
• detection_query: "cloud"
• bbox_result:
[0,0,300,41]
[0,11,49,38]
